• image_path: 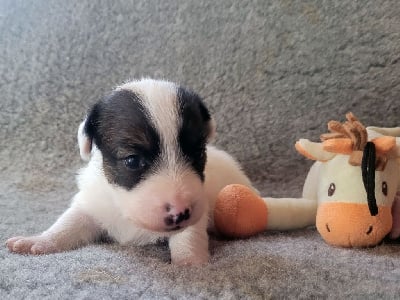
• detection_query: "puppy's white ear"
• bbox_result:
[77,117,92,161]
[207,118,217,142]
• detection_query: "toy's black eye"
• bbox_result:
[123,155,147,170]
[382,181,388,196]
[328,183,336,196]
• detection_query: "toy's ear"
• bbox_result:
[295,139,335,162]
[392,137,400,159]
[77,116,92,161]
[367,126,400,158]
[367,126,400,139]
[371,136,396,154]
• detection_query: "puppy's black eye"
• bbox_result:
[382,181,388,196]
[123,155,147,170]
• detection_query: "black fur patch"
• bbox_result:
[177,87,212,181]
[85,89,161,190]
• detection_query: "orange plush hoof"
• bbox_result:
[214,184,268,238]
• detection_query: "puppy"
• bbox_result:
[6,79,253,265]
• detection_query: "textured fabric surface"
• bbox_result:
[1,0,400,298]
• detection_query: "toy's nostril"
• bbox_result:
[326,223,331,233]
[366,225,373,235]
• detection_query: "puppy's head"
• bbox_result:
[78,79,215,233]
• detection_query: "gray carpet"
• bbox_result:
[1,0,400,298]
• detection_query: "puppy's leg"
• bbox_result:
[169,213,209,265]
[6,197,102,255]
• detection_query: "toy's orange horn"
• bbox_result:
[322,138,353,154]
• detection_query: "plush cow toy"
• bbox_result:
[215,113,400,248]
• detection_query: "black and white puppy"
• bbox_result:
[6,79,253,265]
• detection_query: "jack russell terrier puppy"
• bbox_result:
[6,78,253,265]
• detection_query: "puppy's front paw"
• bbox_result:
[171,242,209,266]
[169,216,210,266]
[6,235,57,255]
[171,253,208,266]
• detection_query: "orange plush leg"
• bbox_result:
[214,184,268,238]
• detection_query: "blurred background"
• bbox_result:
[1,0,399,197]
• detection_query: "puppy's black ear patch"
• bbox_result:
[77,115,94,161]
[76,102,100,161]
[177,86,214,180]
[196,95,216,141]
[177,87,215,142]
[85,100,102,138]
